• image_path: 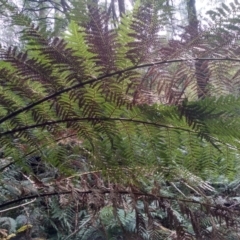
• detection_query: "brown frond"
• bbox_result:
[127,4,163,65]
[0,47,57,89]
[85,8,117,74]
[23,26,88,86]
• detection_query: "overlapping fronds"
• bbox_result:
[1,1,240,239]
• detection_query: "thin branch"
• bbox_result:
[65,217,91,240]
[0,191,72,209]
[1,116,238,150]
[0,188,235,212]
[0,117,194,136]
[0,57,239,125]
[26,0,63,8]
[23,6,64,14]
[0,198,36,213]
[169,182,186,197]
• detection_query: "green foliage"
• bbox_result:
[1,1,240,239]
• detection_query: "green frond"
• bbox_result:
[64,21,99,77]
[1,1,240,239]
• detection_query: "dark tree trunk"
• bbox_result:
[60,0,70,14]
[87,0,99,30]
[187,0,198,33]
[187,0,209,98]
[118,0,125,16]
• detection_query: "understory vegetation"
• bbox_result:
[0,0,240,239]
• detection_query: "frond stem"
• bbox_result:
[0,57,238,124]
[0,117,196,136]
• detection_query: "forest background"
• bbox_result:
[0,0,240,239]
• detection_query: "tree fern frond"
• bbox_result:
[127,3,164,65]
[85,8,117,74]
[1,2,240,239]
[64,21,100,77]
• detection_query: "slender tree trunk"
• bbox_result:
[187,0,209,98]
[118,0,125,16]
[187,0,198,33]
[87,0,99,30]
[38,1,48,31]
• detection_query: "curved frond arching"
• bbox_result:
[1,2,240,239]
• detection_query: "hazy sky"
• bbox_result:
[124,0,230,18]
[196,0,228,15]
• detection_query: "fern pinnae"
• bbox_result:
[64,21,100,78]
[1,47,61,94]
[85,8,117,74]
[24,26,87,86]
